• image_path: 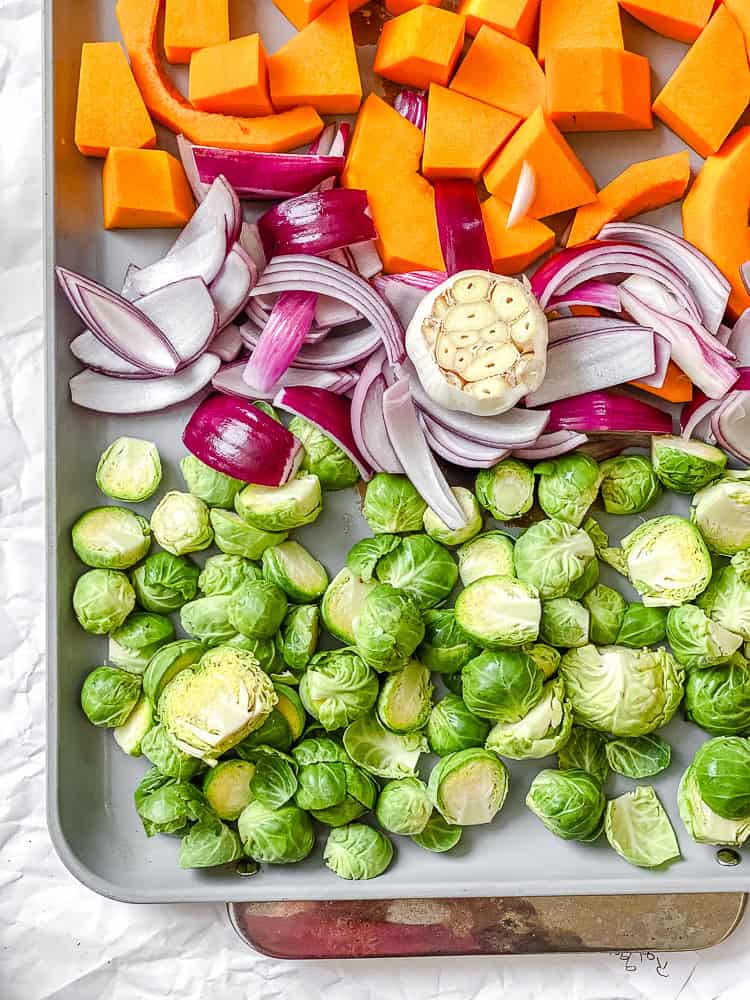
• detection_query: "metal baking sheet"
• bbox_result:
[44,1,750,901]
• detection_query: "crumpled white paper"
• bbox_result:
[2,2,750,997]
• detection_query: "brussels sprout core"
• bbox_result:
[428,748,509,825]
[96,436,162,502]
[475,459,535,520]
[622,515,712,607]
[150,491,213,556]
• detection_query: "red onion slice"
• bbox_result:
[348,240,383,279]
[419,413,511,468]
[239,319,380,367]
[243,291,317,392]
[350,348,403,474]
[547,280,621,313]
[70,354,220,413]
[69,331,158,379]
[194,146,344,200]
[372,271,447,326]
[728,309,750,366]
[258,188,377,258]
[210,244,256,328]
[176,134,209,203]
[543,391,674,435]
[210,324,243,363]
[506,161,536,229]
[513,431,589,460]
[215,362,357,400]
[123,220,228,300]
[394,89,427,130]
[680,391,723,440]
[240,222,267,274]
[434,180,492,274]
[170,175,240,256]
[712,391,750,464]
[315,296,359,328]
[135,277,218,366]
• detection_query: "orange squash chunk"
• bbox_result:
[546,47,652,132]
[683,126,750,319]
[268,0,362,114]
[568,151,690,246]
[374,6,465,90]
[386,0,441,14]
[619,0,713,44]
[450,27,546,119]
[422,85,520,181]
[653,6,750,158]
[189,35,273,117]
[75,42,156,157]
[724,0,750,56]
[343,94,444,272]
[457,0,540,44]
[481,197,555,273]
[537,0,623,64]
[274,0,367,31]
[163,0,228,64]
[483,107,596,217]
[103,147,194,229]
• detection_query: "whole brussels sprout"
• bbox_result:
[134,772,209,838]
[622,515,712,607]
[605,786,680,868]
[130,552,199,613]
[375,534,458,610]
[375,777,432,835]
[428,748,509,825]
[666,604,743,669]
[539,598,589,648]
[178,818,244,869]
[210,508,287,560]
[417,609,479,674]
[288,415,360,491]
[685,654,750,736]
[180,454,244,509]
[292,737,377,826]
[72,506,151,570]
[598,454,661,515]
[462,648,544,722]
[455,575,541,648]
[428,694,490,756]
[691,478,750,555]
[377,659,433,733]
[202,758,257,821]
[80,665,141,727]
[651,435,726,493]
[534,453,601,526]
[564,556,599,601]
[363,473,427,534]
[299,649,379,731]
[96,436,161,502]
[324,823,393,880]
[476,458,534,520]
[235,474,322,532]
[346,535,402,582]
[150,491,213,556]
[693,736,750,819]
[514,519,595,599]
[343,713,427,779]
[605,734,671,779]
[485,676,572,759]
[353,584,425,672]
[262,540,328,603]
[109,612,174,673]
[583,585,626,645]
[697,566,750,640]
[616,603,668,648]
[320,568,377,644]
[141,723,204,779]
[198,554,262,597]
[143,639,205,705]
[678,764,750,846]
[457,531,515,586]
[526,768,605,841]
[423,487,483,547]
[411,812,462,853]
[557,725,609,784]
[73,569,135,634]
[180,596,236,646]
[279,604,319,672]
[228,580,288,639]
[524,642,561,679]
[238,799,315,863]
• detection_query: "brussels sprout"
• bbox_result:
[225,632,281,672]
[678,764,750,846]
[583,585,626,645]
[237,684,306,753]
[150,491,213,556]
[666,604,743,669]
[363,473,427,534]
[564,556,599,601]
[377,660,433,733]
[539,598,590,648]
[560,644,684,736]
[455,575,541,649]
[557,726,609,784]
[131,552,200,613]
[109,612,175,674]
[180,454,244,509]
[584,516,629,577]
[731,550,750,586]
[691,478,750,556]
[346,535,402,582]
[353,584,425,672]
[321,568,377,644]
[485,676,572,759]
[526,768,605,841]
[427,694,490,756]
[292,738,377,826]
[113,695,154,756]
[96,436,162,502]
[605,786,680,868]
[202,759,256,820]
[228,580,288,639]
[180,596,235,646]
[262,540,328,603]
[235,474,322,532]
[423,487,483,547]
[599,454,661,515]
[198,554,261,596]
[72,506,151,570]
[606,734,671,778]
[344,713,428,778]
[245,747,299,810]
[443,671,464,696]
[376,777,432,835]
[697,566,750,640]
[253,400,280,421]
[238,799,315,863]
[616,603,668,648]
[80,666,141,727]
[143,639,205,705]
[73,569,136,635]
[279,604,319,673]
[457,531,515,586]
[324,823,393,880]
[141,723,205,779]
[652,435,727,493]
[159,646,277,762]
[375,534,458,610]
[622,515,712,607]
[428,748,509,825]
[534,453,601,526]
[524,643,561,679]
[134,773,209,837]
[299,648,379,731]
[685,655,750,736]
[514,519,596,600]
[210,509,285,560]
[178,817,243,869]
[288,415,360,490]
[463,648,544,722]
[411,811,463,853]
[417,609,479,674]
[476,458,535,521]
[693,736,750,819]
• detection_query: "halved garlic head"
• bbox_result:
[405,270,548,416]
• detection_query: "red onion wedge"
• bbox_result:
[135,277,218,366]
[434,180,492,274]
[274,385,372,480]
[69,331,157,379]
[419,413,511,468]
[506,161,536,229]
[712,391,750,464]
[680,390,723,440]
[513,431,589,460]
[209,243,256,328]
[547,280,621,313]
[243,291,317,392]
[717,323,733,347]
[315,296,359,328]
[309,122,350,157]
[123,220,228,300]
[348,240,382,279]
[394,89,427,130]
[372,271,447,327]
[240,318,379,367]
[635,333,671,389]
[210,324,243,363]
[240,222,267,274]
[215,362,357,400]
[728,309,750,366]
[170,175,241,256]
[350,349,403,474]
[258,188,377,258]
[543,391,673,435]
[194,146,344,200]
[70,354,220,413]
[548,315,636,343]
[183,392,302,486]
[176,134,208,203]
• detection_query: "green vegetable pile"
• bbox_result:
[74,428,750,878]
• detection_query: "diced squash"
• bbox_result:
[189,35,273,117]
[652,6,750,158]
[619,0,713,44]
[457,0,541,45]
[422,84,520,181]
[386,0,441,14]
[631,362,693,403]
[724,0,750,56]
[481,197,555,273]
[374,6,465,90]
[75,42,156,157]
[103,147,195,229]
[116,0,323,151]
[537,0,623,64]
[546,47,652,132]
[682,126,750,319]
[268,0,362,114]
[163,0,228,64]
[273,0,368,31]
[343,94,444,272]
[483,106,596,217]
[567,151,690,246]
[450,26,546,119]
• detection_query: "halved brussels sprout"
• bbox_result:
[622,515,712,607]
[605,786,680,868]
[651,435,727,494]
[363,473,427,534]
[462,648,544,722]
[539,598,589,648]
[292,737,377,826]
[81,665,141,727]
[324,823,393,880]
[524,642,561,679]
[678,764,750,846]
[685,655,750,736]
[598,454,661,515]
[141,722,205,779]
[423,487,483,547]
[455,575,541,648]
[299,648,379,731]
[143,639,205,705]
[427,693,490,756]
[534,453,601,527]
[150,491,213,556]
[288,415,360,491]
[235,474,322,532]
[226,632,283,673]
[583,516,629,577]
[583,585,626,645]
[564,556,599,601]
[72,506,151,570]
[180,596,235,646]
[180,454,244,509]
[428,748,509,825]
[605,734,671,778]
[475,459,534,521]
[198,554,262,597]
[353,583,425,672]
[732,550,750,586]
[202,759,256,820]
[113,695,153,756]
[130,552,199,613]
[242,746,299,810]
[321,567,378,644]
[514,519,595,600]
[210,508,287,560]
[526,768,605,841]
[666,604,743,669]
[557,725,609,784]
[178,818,243,869]
[228,580,288,639]
[691,478,750,555]
[375,534,458,610]
[262,540,328,602]
[377,659,433,733]
[693,736,750,819]
[109,612,174,674]
[375,777,432,835]
[279,604,319,673]
[457,531,515,586]
[485,676,572,759]
[616,603,667,648]
[346,535,403,582]
[417,609,479,674]
[238,800,315,864]
[697,566,750,640]
[96,436,161,502]
[73,569,135,634]
[343,713,427,778]
[411,812,462,852]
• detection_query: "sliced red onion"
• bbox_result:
[215,362,357,400]
[394,89,427,131]
[548,316,641,344]
[348,240,382,279]
[513,430,589,460]
[350,348,403,474]
[712,391,750,463]
[328,123,350,158]
[315,296,359,328]
[209,244,256,328]
[680,390,723,440]
[743,262,750,295]
[543,391,674,435]
[70,354,220,413]
[382,377,467,529]
[123,220,227,300]
[372,271,446,327]
[547,281,621,313]
[135,277,218,366]
[434,180,492,275]
[176,134,208,203]
[258,189,377,258]
[240,222,267,274]
[506,161,536,229]
[274,385,372,480]
[309,123,337,156]
[419,413,510,468]
[210,323,243,363]
[635,333,670,389]
[69,331,157,379]
[194,146,344,200]
[728,309,750,366]
[243,292,317,392]
[240,318,379,368]
[717,323,733,347]
[170,175,240,256]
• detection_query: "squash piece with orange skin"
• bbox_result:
[652,6,750,158]
[631,362,693,403]
[619,0,713,44]
[724,0,750,56]
[450,27,546,120]
[481,197,555,274]
[115,0,323,151]
[537,0,622,64]
[374,7,465,90]
[457,0,540,44]
[483,107,596,218]
[682,126,750,320]
[422,84,520,181]
[103,147,195,229]
[75,42,156,157]
[268,0,362,114]
[163,0,228,64]
[568,151,690,246]
[343,94,444,273]
[546,47,652,132]
[189,35,273,117]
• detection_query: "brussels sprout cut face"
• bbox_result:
[321,568,377,645]
[526,768,605,842]
[457,531,515,586]
[651,435,727,493]
[262,540,328,603]
[324,823,394,880]
[698,566,750,640]
[455,575,541,648]
[113,695,153,756]
[485,677,572,760]
[534,453,601,527]
[475,459,535,521]
[377,660,434,733]
[598,454,661,516]
[666,605,743,669]
[96,436,162,502]
[605,786,680,868]
[235,474,322,532]
[691,478,750,555]
[375,777,432,835]
[423,487,483,546]
[375,534,458,610]
[288,416,360,491]
[73,569,135,634]
[514,519,595,600]
[622,515,712,607]
[72,507,151,570]
[150,491,213,556]
[428,748,509,825]
[363,473,427,534]
[693,736,750,819]
[678,765,750,847]
[180,454,244,509]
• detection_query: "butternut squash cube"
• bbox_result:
[619,0,713,44]
[103,148,195,229]
[374,6,465,90]
[189,35,273,117]
[457,0,540,44]
[481,197,555,273]
[163,0,229,64]
[386,0,441,14]
[537,0,623,64]
[546,47,653,132]
[450,26,546,119]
